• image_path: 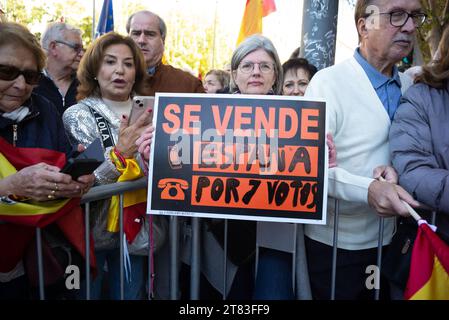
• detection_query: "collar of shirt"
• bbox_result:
[353,48,401,90]
[43,69,76,81]
[147,66,157,75]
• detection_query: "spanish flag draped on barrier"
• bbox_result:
[236,0,276,45]
[404,221,449,300]
[0,137,96,273]
[106,155,147,244]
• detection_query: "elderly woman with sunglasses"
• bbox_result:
[0,22,94,299]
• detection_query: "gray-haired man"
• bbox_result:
[34,22,83,116]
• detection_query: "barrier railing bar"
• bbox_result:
[330,198,339,300]
[292,224,297,293]
[147,216,153,300]
[169,216,179,300]
[190,217,200,299]
[28,173,432,301]
[84,202,91,300]
[80,178,147,204]
[36,227,45,300]
[375,217,384,300]
[223,219,228,300]
[119,194,124,300]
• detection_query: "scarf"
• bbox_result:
[1,107,30,122]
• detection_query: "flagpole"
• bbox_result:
[211,0,218,69]
[378,176,422,222]
[92,0,96,40]
[402,201,422,222]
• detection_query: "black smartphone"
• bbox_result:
[60,138,104,179]
[60,158,103,180]
[128,96,154,126]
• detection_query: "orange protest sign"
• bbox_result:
[147,93,327,224]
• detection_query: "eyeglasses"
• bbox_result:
[55,40,84,54]
[0,64,42,85]
[372,10,427,28]
[238,62,275,74]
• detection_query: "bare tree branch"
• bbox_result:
[443,0,449,24]
[428,0,439,23]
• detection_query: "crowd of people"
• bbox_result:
[1,0,448,300]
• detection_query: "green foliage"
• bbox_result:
[3,0,231,76]
[4,0,91,44]
[77,16,94,47]
[164,15,233,77]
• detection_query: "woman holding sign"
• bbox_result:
[187,34,298,300]
[137,35,337,300]
[138,35,291,299]
[227,34,298,300]
[230,35,314,300]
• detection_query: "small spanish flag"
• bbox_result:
[236,0,276,45]
[107,154,147,244]
[0,137,95,273]
[404,221,449,300]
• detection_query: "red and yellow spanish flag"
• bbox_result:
[107,155,147,244]
[0,137,95,273]
[236,0,276,45]
[404,222,449,300]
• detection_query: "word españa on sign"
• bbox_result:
[193,141,318,177]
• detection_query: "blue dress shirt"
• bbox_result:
[354,49,402,121]
[147,66,156,75]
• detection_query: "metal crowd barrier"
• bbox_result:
[28,179,435,300]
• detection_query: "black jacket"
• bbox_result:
[0,93,72,156]
[33,73,79,117]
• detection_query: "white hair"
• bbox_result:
[41,22,82,50]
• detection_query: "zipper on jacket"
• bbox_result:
[12,124,17,147]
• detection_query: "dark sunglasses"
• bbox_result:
[0,64,42,85]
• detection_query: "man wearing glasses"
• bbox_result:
[303,0,425,299]
[34,22,84,116]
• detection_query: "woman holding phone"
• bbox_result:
[63,32,162,300]
[0,22,95,299]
